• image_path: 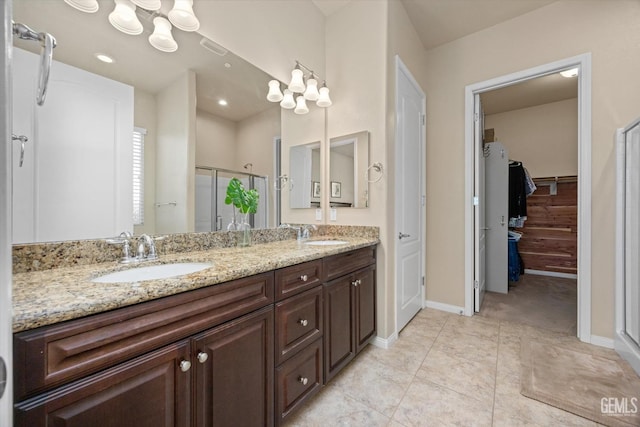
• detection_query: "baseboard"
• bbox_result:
[425,300,465,316]
[371,333,397,349]
[524,269,577,280]
[590,334,615,349]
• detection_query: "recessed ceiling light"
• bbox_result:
[95,53,114,64]
[560,68,579,78]
[224,63,231,69]
[218,99,228,106]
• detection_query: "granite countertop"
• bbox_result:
[12,236,379,333]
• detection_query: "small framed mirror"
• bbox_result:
[329,131,369,208]
[289,141,321,208]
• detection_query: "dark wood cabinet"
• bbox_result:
[14,340,192,427]
[194,306,274,427]
[323,263,376,383]
[13,245,377,426]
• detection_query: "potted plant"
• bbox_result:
[224,177,259,246]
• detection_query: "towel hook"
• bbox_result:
[365,162,384,183]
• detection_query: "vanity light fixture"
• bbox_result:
[63,0,99,13]
[148,17,178,52]
[65,0,201,53]
[266,61,332,114]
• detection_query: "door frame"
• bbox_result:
[463,53,593,343]
[394,55,426,333]
[0,0,13,424]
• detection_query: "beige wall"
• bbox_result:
[196,110,237,169]
[423,0,640,338]
[485,98,578,178]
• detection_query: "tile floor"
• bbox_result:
[284,277,633,426]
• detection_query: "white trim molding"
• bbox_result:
[464,53,593,343]
[425,300,465,316]
[371,333,398,350]
[590,335,615,349]
[524,269,578,280]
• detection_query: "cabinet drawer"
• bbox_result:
[275,287,322,365]
[14,271,274,400]
[275,259,322,300]
[323,247,375,281]
[275,338,323,426]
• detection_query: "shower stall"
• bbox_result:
[195,166,269,232]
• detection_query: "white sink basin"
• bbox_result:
[92,262,213,283]
[304,240,349,246]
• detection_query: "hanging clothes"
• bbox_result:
[509,161,527,219]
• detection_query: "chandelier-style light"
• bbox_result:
[64,0,200,53]
[267,61,332,114]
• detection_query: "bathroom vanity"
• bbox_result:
[11,234,377,426]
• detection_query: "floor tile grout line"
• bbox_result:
[385,311,449,425]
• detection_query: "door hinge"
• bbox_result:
[474,280,479,290]
[474,113,479,122]
[422,114,426,125]
[421,195,426,206]
[422,276,425,287]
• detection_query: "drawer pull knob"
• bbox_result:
[298,376,308,385]
[300,274,308,281]
[298,319,308,327]
[352,279,361,287]
[197,351,209,363]
[179,360,191,372]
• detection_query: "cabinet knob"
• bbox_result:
[298,319,308,327]
[352,279,361,287]
[300,274,308,282]
[298,376,308,385]
[197,351,209,363]
[179,360,191,372]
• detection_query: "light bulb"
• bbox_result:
[294,95,309,115]
[64,0,99,13]
[149,17,178,52]
[280,89,296,109]
[267,80,284,102]
[168,0,200,32]
[560,68,579,78]
[303,76,319,101]
[316,83,332,107]
[288,67,305,93]
[108,0,143,35]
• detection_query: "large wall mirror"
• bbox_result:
[289,141,321,209]
[329,131,369,208]
[12,0,282,243]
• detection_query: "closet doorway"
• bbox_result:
[463,54,593,343]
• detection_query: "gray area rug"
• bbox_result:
[520,339,640,427]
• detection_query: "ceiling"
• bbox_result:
[312,0,575,114]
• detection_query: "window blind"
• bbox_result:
[133,127,146,225]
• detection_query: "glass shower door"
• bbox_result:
[624,121,640,346]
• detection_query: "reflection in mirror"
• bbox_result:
[289,142,321,209]
[12,0,281,243]
[329,131,369,208]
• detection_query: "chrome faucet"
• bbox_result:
[301,224,317,240]
[279,223,302,240]
[107,232,158,263]
[136,234,158,261]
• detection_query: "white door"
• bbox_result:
[474,95,487,311]
[395,57,425,332]
[616,118,640,376]
[485,142,509,293]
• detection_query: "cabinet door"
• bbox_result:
[323,275,355,383]
[194,306,274,427]
[14,340,191,427]
[355,266,376,353]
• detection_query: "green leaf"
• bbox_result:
[224,177,259,215]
